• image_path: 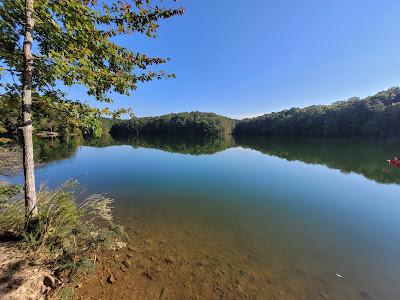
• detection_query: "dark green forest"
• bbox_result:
[110,88,400,139]
[3,88,400,139]
[234,87,400,138]
[110,112,236,136]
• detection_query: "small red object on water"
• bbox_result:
[387,157,400,168]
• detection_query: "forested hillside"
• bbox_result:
[4,88,400,140]
[234,87,400,138]
[110,112,236,136]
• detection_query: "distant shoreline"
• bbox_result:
[110,87,400,140]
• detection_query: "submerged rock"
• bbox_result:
[319,291,329,299]
[128,245,138,252]
[142,271,153,280]
[163,256,174,264]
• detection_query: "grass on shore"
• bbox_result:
[0,181,126,299]
[0,143,22,176]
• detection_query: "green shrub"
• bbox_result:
[0,181,125,281]
[0,183,24,229]
[0,183,23,201]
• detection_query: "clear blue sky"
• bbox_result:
[70,0,400,118]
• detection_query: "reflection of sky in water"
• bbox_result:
[6,142,400,298]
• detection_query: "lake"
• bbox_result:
[4,135,400,299]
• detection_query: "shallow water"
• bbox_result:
[5,135,400,299]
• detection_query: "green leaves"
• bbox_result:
[0,0,184,102]
[0,91,111,137]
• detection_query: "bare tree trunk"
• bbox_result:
[22,0,38,228]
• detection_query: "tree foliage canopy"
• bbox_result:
[0,0,184,108]
[110,112,236,136]
[234,87,400,139]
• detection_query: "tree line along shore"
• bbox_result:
[2,87,400,144]
[110,87,400,139]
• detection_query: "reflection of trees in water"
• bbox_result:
[33,133,400,185]
[33,136,83,165]
[110,133,235,155]
[83,134,117,148]
[33,133,234,163]
[234,135,400,185]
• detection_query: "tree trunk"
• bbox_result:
[22,0,38,228]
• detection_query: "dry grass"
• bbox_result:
[0,181,125,299]
[0,137,14,144]
[0,145,22,176]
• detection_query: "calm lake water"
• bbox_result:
[5,135,400,299]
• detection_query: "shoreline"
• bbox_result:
[0,241,54,300]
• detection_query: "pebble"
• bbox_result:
[265,277,273,284]
[142,271,153,280]
[217,269,226,276]
[359,290,372,299]
[107,275,116,284]
[319,291,329,299]
[163,256,174,264]
[137,262,145,269]
[196,260,206,267]
[247,271,256,280]
[123,260,132,268]
[128,246,138,252]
